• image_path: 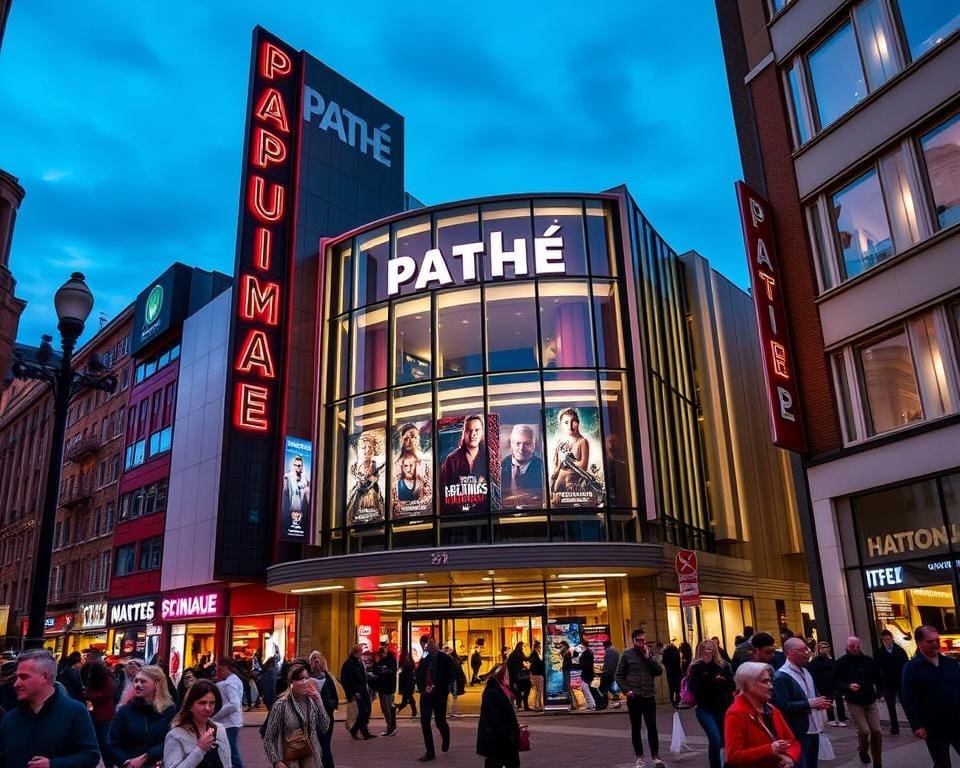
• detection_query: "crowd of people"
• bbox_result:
[2,623,959,768]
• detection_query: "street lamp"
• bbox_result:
[11,272,118,649]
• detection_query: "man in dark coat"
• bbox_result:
[901,625,960,768]
[373,646,398,736]
[772,638,832,768]
[875,629,908,735]
[56,651,85,703]
[476,667,521,768]
[0,649,100,768]
[341,644,375,739]
[415,635,454,762]
[834,636,883,766]
[660,640,682,707]
[470,648,483,686]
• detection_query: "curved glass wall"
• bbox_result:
[320,196,645,554]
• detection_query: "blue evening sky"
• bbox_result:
[1,1,747,346]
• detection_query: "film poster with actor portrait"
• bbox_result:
[437,413,499,515]
[391,419,433,519]
[345,428,386,526]
[545,406,605,508]
[279,436,313,541]
[496,421,546,509]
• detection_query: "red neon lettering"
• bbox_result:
[235,382,270,432]
[254,227,272,270]
[248,176,285,223]
[770,341,789,379]
[252,127,287,169]
[253,88,290,133]
[260,42,292,80]
[240,275,281,325]
[758,271,776,301]
[236,329,276,378]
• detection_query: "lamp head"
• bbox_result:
[54,272,94,344]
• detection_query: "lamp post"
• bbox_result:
[11,272,117,649]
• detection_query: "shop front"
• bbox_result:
[228,585,298,663]
[69,601,109,655]
[32,613,75,656]
[107,595,160,661]
[665,593,754,654]
[160,584,227,685]
[849,471,960,657]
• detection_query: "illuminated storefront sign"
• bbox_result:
[76,601,108,630]
[865,524,960,558]
[864,565,904,589]
[161,589,223,621]
[303,87,392,167]
[735,182,805,452]
[109,597,157,625]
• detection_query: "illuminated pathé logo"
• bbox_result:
[145,284,164,325]
[387,226,566,297]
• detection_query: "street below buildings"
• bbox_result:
[237,705,955,768]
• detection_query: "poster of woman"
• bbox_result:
[391,420,433,519]
[545,406,605,507]
[345,428,386,525]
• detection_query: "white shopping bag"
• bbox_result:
[669,710,687,754]
[818,731,836,761]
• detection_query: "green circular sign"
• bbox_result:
[145,284,164,325]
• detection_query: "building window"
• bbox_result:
[148,426,172,458]
[808,22,868,130]
[859,330,924,434]
[832,169,893,279]
[895,1,960,61]
[124,439,146,470]
[99,552,110,590]
[138,537,163,571]
[919,112,960,230]
[115,544,136,576]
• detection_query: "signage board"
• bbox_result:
[675,549,701,608]
[545,617,584,709]
[131,264,194,354]
[863,557,960,591]
[279,436,312,541]
[160,586,227,621]
[735,181,805,452]
[108,596,158,626]
[76,601,108,630]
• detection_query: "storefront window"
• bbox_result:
[355,227,389,308]
[436,206,482,287]
[539,281,594,369]
[533,200,588,276]
[437,288,482,377]
[394,296,432,385]
[585,200,615,277]
[230,612,296,661]
[392,215,432,299]
[351,306,388,394]
[485,283,538,372]
[593,282,625,369]
[482,201,533,282]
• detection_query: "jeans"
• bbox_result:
[419,692,450,756]
[225,726,244,768]
[695,707,724,768]
[319,712,336,768]
[626,694,659,758]
[378,691,396,732]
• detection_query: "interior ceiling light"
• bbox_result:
[377,579,429,588]
[290,585,345,594]
[557,572,627,579]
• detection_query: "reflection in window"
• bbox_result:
[833,353,859,443]
[808,22,867,129]
[394,297,432,385]
[832,170,893,278]
[920,113,960,230]
[355,227,389,308]
[585,200,615,277]
[879,148,922,251]
[859,331,922,434]
[854,0,898,90]
[351,306,388,394]
[534,200,588,276]
[437,288,482,377]
[485,283,538,372]
[897,1,960,61]
[600,372,638,509]
[539,281,594,369]
[481,202,533,281]
[593,282,625,368]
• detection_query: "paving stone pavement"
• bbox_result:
[236,704,958,768]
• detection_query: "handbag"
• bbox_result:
[281,698,315,761]
[679,674,696,707]
[518,725,531,752]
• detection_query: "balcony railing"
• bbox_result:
[59,480,93,510]
[65,435,101,463]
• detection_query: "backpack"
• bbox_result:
[679,674,696,707]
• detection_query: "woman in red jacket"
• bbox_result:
[724,661,800,768]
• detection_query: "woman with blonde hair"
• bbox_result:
[687,639,735,768]
[108,665,177,768]
[164,680,230,768]
[262,662,332,768]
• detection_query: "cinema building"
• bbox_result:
[718,0,960,653]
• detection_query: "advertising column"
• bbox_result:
[161,585,227,685]
[544,617,584,710]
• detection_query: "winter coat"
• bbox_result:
[614,647,663,698]
[339,656,368,700]
[833,652,881,706]
[107,697,177,767]
[57,666,85,703]
[84,672,117,724]
[687,658,735,714]
[476,679,520,760]
[372,654,397,695]
[578,648,595,685]
[807,654,837,696]
[415,651,454,695]
[398,658,416,695]
[875,642,909,692]
[163,722,231,768]
[723,693,801,768]
[900,653,960,738]
[261,694,330,768]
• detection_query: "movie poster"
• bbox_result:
[437,413,499,515]
[345,428,386,525]
[545,618,584,707]
[496,421,546,509]
[582,624,611,676]
[391,420,433,519]
[279,436,313,540]
[545,406,605,508]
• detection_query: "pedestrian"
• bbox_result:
[0,649,100,768]
[559,641,575,707]
[724,661,801,768]
[875,629,908,735]
[476,663,521,768]
[57,651,86,702]
[372,646,398,736]
[177,668,198,706]
[712,637,731,664]
[84,658,118,766]
[118,659,145,706]
[808,641,847,727]
[614,628,666,768]
[660,640,682,707]
[395,650,418,718]
[107,664,177,768]
[833,636,883,767]
[731,627,755,673]
[261,662,331,768]
[415,635,453,762]
[599,639,621,708]
[687,639,735,768]
[0,659,17,713]
[340,644,375,740]
[306,654,338,768]
[446,646,467,718]
[470,647,483,686]
[772,637,832,768]
[260,656,279,711]
[163,679,231,768]
[577,645,597,710]
[212,657,246,768]
[900,625,960,768]
[528,641,545,711]
[678,641,692,677]
[505,642,530,711]
[747,632,785,670]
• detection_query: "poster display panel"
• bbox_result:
[496,421,546,510]
[168,625,186,688]
[279,436,312,540]
[582,624,611,676]
[345,428,387,525]
[437,414,500,515]
[545,617,584,707]
[545,407,605,508]
[390,420,433,519]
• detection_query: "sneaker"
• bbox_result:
[827,720,839,726]
[611,701,622,708]
[635,759,646,768]
[653,760,667,768]
[837,721,849,727]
